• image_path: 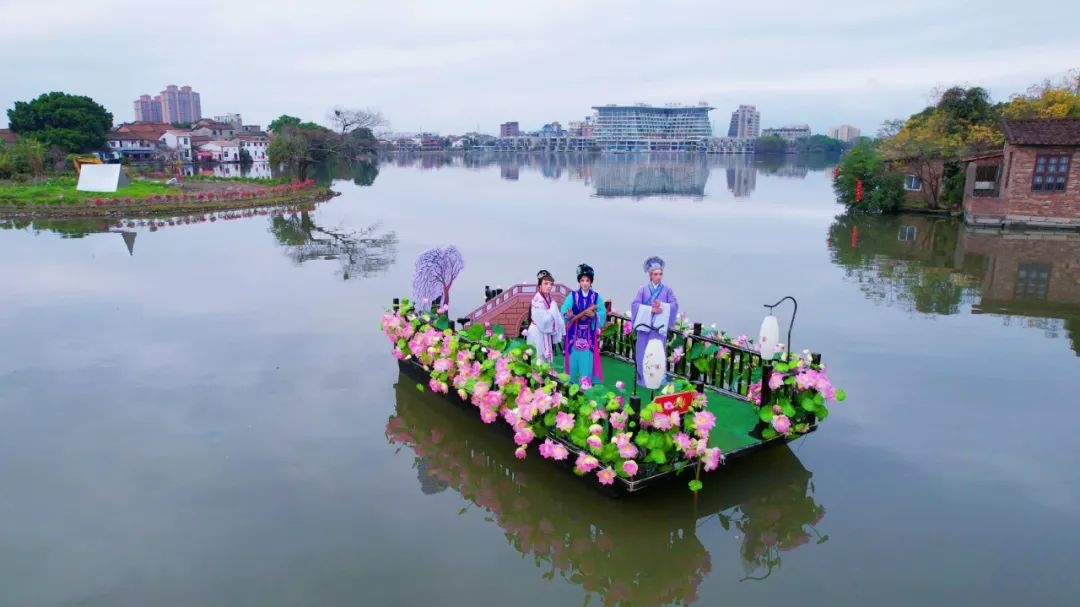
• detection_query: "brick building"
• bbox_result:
[963,119,1080,230]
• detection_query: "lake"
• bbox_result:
[1,152,1077,606]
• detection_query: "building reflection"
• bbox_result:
[383,152,783,200]
[828,214,1080,355]
[385,379,828,605]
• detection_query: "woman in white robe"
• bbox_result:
[526,270,565,364]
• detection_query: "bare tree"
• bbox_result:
[412,246,465,312]
[327,106,388,135]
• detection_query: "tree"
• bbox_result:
[833,141,905,213]
[754,135,788,154]
[327,106,387,136]
[7,91,113,153]
[268,127,311,180]
[268,114,302,133]
[1001,69,1080,119]
[796,135,844,155]
[412,246,465,312]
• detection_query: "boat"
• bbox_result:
[382,280,845,496]
[386,377,829,600]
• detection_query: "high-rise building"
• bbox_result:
[828,125,861,143]
[500,121,520,137]
[592,103,713,152]
[159,85,202,124]
[133,95,163,122]
[727,105,760,138]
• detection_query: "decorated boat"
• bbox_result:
[386,378,829,602]
[381,248,846,495]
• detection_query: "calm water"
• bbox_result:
[1,153,1078,606]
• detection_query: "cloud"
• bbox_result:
[1,1,1077,134]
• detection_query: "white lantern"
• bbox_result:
[641,337,667,390]
[759,314,781,361]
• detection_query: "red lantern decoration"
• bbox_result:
[855,179,863,202]
[833,166,840,179]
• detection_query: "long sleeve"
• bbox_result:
[594,294,607,329]
[532,295,557,334]
[664,287,679,329]
[560,295,573,318]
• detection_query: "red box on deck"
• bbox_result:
[654,391,695,414]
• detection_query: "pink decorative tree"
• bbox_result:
[412,246,465,313]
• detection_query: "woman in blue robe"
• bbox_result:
[630,256,679,387]
[560,263,606,384]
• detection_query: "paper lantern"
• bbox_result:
[759,314,780,361]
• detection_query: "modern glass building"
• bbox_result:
[592,103,713,152]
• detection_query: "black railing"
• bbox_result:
[603,313,764,402]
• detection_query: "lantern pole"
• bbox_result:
[762,296,798,358]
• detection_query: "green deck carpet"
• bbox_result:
[552,354,760,453]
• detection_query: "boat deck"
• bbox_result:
[552,354,760,454]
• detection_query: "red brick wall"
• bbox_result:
[960,230,1080,305]
[1001,144,1080,226]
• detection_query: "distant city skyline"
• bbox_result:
[1,1,1076,135]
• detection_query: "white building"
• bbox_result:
[828,125,861,143]
[159,129,193,162]
[197,140,241,163]
[236,134,269,161]
[762,124,812,142]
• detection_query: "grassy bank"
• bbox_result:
[0,175,337,218]
[0,176,172,205]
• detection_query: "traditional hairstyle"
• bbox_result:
[536,269,554,286]
[643,256,665,273]
[576,263,594,282]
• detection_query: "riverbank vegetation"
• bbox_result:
[835,69,1080,213]
[268,109,383,180]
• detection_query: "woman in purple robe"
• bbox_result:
[630,256,679,387]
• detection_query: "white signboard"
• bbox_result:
[76,164,129,193]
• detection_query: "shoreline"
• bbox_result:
[0,186,338,219]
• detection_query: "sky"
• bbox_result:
[2,0,1078,136]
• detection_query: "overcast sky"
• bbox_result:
[3,0,1077,136]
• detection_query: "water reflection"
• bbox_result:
[381,152,829,200]
[828,214,1080,354]
[269,211,397,280]
[385,378,827,605]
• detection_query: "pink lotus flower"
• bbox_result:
[588,408,607,422]
[479,407,498,424]
[651,412,673,431]
[575,454,599,474]
[693,411,717,437]
[702,447,723,471]
[433,358,453,373]
[597,467,616,485]
[551,443,569,460]
[617,443,638,459]
[555,411,575,432]
[586,435,603,450]
[768,372,785,390]
[623,322,632,335]
[615,380,625,390]
[771,414,791,434]
[674,432,693,453]
[622,460,639,476]
[515,446,527,459]
[580,376,592,390]
[538,438,557,458]
[609,412,628,430]
[588,423,603,435]
[513,426,535,446]
[671,346,684,364]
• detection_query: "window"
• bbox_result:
[898,225,917,241]
[904,174,922,191]
[973,163,1000,197]
[1032,154,1070,191]
[1015,262,1050,301]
